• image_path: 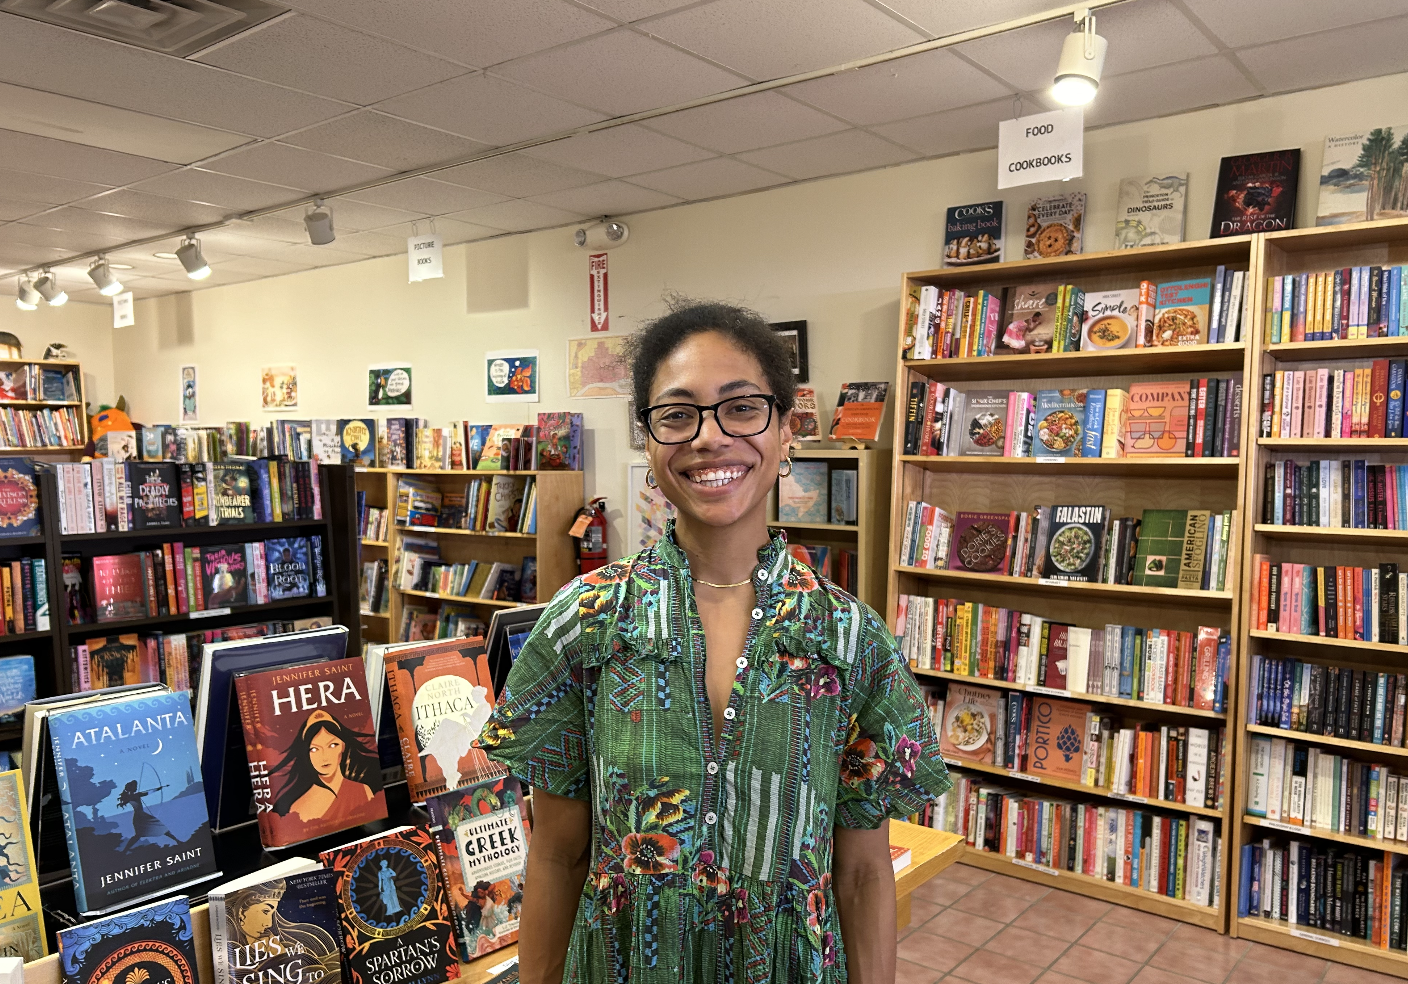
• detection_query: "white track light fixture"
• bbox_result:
[305,200,335,245]
[1052,8,1107,107]
[176,236,211,280]
[15,278,38,311]
[33,271,67,306]
[88,257,124,296]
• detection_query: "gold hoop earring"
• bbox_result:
[645,468,658,489]
[778,458,792,478]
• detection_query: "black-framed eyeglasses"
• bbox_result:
[637,394,777,445]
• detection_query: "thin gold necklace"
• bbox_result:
[693,576,753,589]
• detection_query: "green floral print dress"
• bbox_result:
[480,522,950,983]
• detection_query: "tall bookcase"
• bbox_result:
[0,358,89,457]
[355,467,392,647]
[889,237,1260,931]
[1231,218,1408,973]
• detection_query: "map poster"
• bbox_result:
[567,334,630,399]
[486,349,539,403]
[368,363,413,409]
[180,365,198,423]
[260,364,298,411]
[628,462,675,552]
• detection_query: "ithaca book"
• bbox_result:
[234,656,388,848]
[384,637,506,801]
[210,861,343,984]
[130,463,181,530]
[1039,504,1109,582]
[943,201,1004,266]
[57,896,199,984]
[202,545,250,609]
[48,690,220,915]
[1113,174,1187,248]
[319,825,460,984]
[1209,149,1301,237]
[426,775,531,960]
[0,770,44,960]
[0,459,40,538]
[265,537,313,601]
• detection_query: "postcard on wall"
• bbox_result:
[260,365,298,412]
[486,350,539,403]
[368,364,413,410]
[180,365,198,424]
[567,335,630,399]
[628,462,676,552]
[1113,174,1187,248]
[1317,126,1408,226]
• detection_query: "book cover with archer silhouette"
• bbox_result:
[319,826,459,984]
[234,657,387,849]
[384,637,505,802]
[57,895,198,984]
[47,692,219,915]
[0,769,45,960]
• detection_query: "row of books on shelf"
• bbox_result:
[1264,459,1408,530]
[1259,363,1408,441]
[397,533,535,596]
[1251,656,1408,749]
[787,543,858,594]
[1251,557,1405,644]
[358,502,389,541]
[397,474,537,534]
[76,536,327,624]
[1237,840,1402,950]
[902,270,1245,360]
[776,462,858,525]
[0,363,78,403]
[926,770,1220,907]
[0,556,48,635]
[399,603,489,643]
[1266,265,1408,343]
[1248,736,1404,845]
[360,557,389,615]
[0,405,83,449]
[54,458,323,535]
[902,378,1242,460]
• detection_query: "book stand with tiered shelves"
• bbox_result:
[889,237,1261,932]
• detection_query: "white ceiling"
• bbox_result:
[0,0,1405,301]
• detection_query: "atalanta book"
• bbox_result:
[385,637,505,801]
[48,691,219,915]
[426,775,530,960]
[319,826,460,984]
[234,656,387,848]
[58,896,198,984]
[210,861,342,984]
[265,537,312,601]
[0,770,43,960]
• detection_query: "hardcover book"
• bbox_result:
[319,826,460,984]
[311,419,341,465]
[265,538,312,601]
[210,464,255,525]
[791,386,820,441]
[1210,149,1301,237]
[234,657,388,848]
[1033,389,1087,458]
[1113,174,1188,248]
[202,545,250,608]
[937,683,999,765]
[1151,278,1212,346]
[1024,697,1092,782]
[1039,504,1109,582]
[999,282,1061,355]
[1125,382,1191,456]
[948,512,1014,574]
[0,459,39,538]
[425,774,531,959]
[959,390,1011,456]
[828,382,889,443]
[84,634,143,690]
[92,554,147,622]
[339,419,377,467]
[1080,289,1140,351]
[48,691,219,914]
[533,412,582,470]
[1317,126,1408,226]
[0,655,35,719]
[58,897,198,984]
[130,463,181,530]
[1024,192,1085,259]
[210,863,342,984]
[1130,510,1189,588]
[384,637,505,801]
[943,201,1004,266]
[487,477,527,533]
[777,461,830,524]
[0,770,43,959]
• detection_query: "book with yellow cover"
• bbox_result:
[0,768,44,959]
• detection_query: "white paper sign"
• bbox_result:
[408,233,443,282]
[997,109,1084,189]
[112,291,134,328]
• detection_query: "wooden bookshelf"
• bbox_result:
[354,469,391,645]
[940,754,1222,818]
[0,357,89,459]
[914,666,1228,720]
[888,235,1261,931]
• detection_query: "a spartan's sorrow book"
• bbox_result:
[58,896,198,984]
[234,656,388,848]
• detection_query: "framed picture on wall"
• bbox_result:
[770,321,808,383]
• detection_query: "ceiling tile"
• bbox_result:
[195,14,469,105]
[215,256,317,277]
[322,198,426,232]
[17,207,172,240]
[645,0,922,80]
[871,97,1010,156]
[577,0,697,20]
[325,230,410,257]
[642,91,848,153]
[0,14,352,138]
[0,243,67,271]
[1082,55,1259,129]
[445,200,587,233]
[531,179,681,215]
[130,169,301,212]
[495,29,744,115]
[786,48,1010,126]
[152,267,265,287]
[376,74,605,145]
[0,223,124,252]
[79,190,228,227]
[207,215,309,246]
[871,0,1067,37]
[0,199,44,222]
[283,111,492,171]
[627,157,786,198]
[299,245,380,267]
[281,0,615,67]
[431,217,505,244]
[736,129,914,180]
[0,129,173,185]
[0,166,110,206]
[1182,0,1408,48]
[434,153,607,197]
[96,249,189,278]
[345,178,505,215]
[202,142,394,193]
[1236,15,1408,94]
[522,124,714,177]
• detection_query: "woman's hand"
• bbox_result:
[833,820,897,984]
[519,789,593,984]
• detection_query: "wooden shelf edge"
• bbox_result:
[902,342,1247,381]
[1245,723,1408,760]
[1253,525,1408,544]
[1259,438,1408,449]
[1242,815,1408,855]
[894,565,1234,604]
[941,757,1222,818]
[396,588,522,609]
[903,234,1255,285]
[394,526,535,539]
[1237,917,1408,977]
[1247,630,1408,658]
[896,455,1240,475]
[913,666,1226,719]
[769,520,859,532]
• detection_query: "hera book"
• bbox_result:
[58,896,199,984]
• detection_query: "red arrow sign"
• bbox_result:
[589,253,609,332]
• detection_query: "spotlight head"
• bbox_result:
[305,200,335,245]
[88,257,124,296]
[33,272,67,307]
[175,236,211,280]
[1052,11,1106,106]
[15,279,39,311]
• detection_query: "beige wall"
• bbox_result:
[0,299,116,412]
[113,70,1408,553]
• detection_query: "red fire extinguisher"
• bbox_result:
[571,496,609,575]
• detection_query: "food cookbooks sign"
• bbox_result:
[997,108,1084,189]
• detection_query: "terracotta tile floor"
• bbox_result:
[895,863,1401,984]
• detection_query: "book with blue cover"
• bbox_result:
[49,692,220,914]
[58,896,198,984]
[0,459,39,538]
[0,655,34,719]
[265,537,312,601]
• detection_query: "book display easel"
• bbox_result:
[889,237,1259,932]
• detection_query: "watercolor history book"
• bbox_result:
[1024,193,1085,259]
[0,459,39,538]
[1033,389,1087,458]
[1080,289,1140,351]
[48,690,219,914]
[58,896,198,984]
[1124,381,1191,456]
[1039,504,1109,582]
[234,656,387,848]
[1317,125,1408,225]
[130,462,181,530]
[265,537,312,601]
[319,825,460,984]
[1113,174,1187,248]
[384,637,505,801]
[209,861,342,984]
[947,512,1013,574]
[0,655,35,719]
[1024,697,1091,782]
[426,775,531,960]
[339,419,377,467]
[1209,149,1301,237]
[937,683,999,765]
[202,545,250,608]
[999,282,1062,355]
[210,463,255,525]
[0,770,43,960]
[943,200,1004,266]
[777,460,829,523]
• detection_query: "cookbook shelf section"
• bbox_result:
[889,236,1260,931]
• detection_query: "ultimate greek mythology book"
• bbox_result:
[48,691,219,915]
[58,895,198,984]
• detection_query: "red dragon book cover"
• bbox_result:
[1209,148,1301,237]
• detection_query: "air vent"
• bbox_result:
[1,0,288,57]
